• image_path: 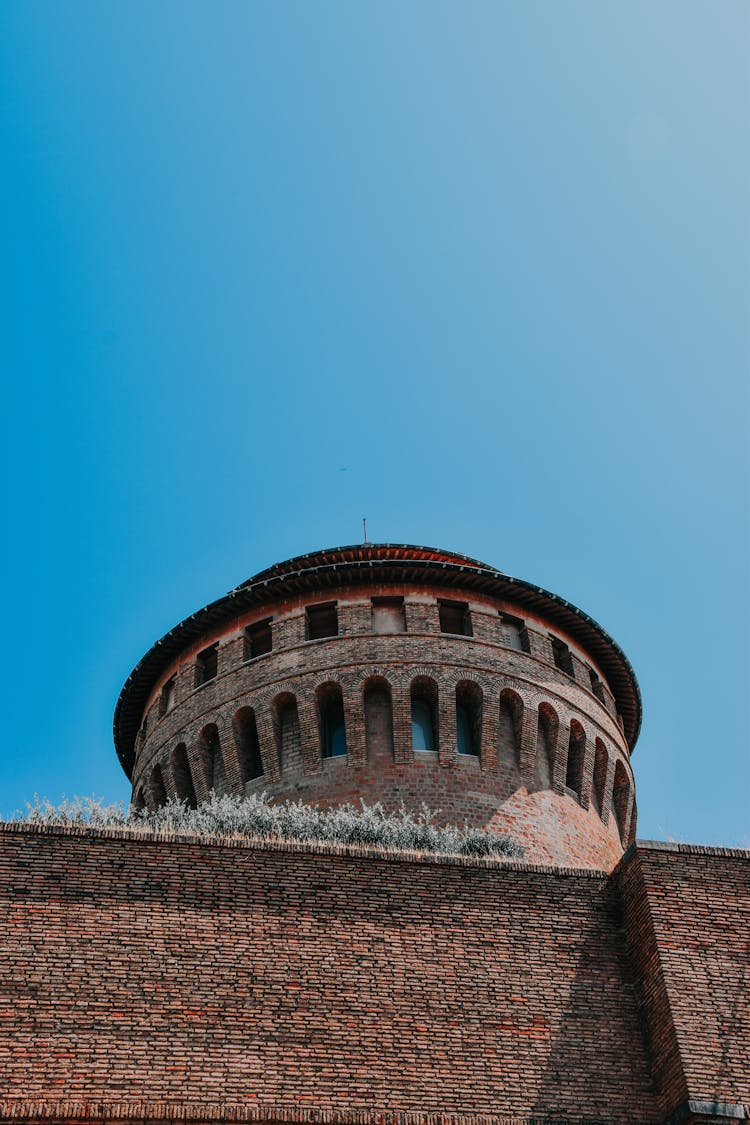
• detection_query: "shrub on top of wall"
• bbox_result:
[13,792,524,859]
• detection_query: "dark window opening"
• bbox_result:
[613,760,631,844]
[589,668,606,704]
[411,700,435,751]
[159,675,176,717]
[371,596,406,634]
[438,599,472,636]
[307,602,338,640]
[456,681,482,756]
[593,739,609,816]
[195,643,218,687]
[322,698,347,758]
[149,765,167,808]
[551,637,574,677]
[411,678,438,752]
[566,723,585,796]
[456,706,476,756]
[171,743,197,808]
[233,708,264,782]
[198,723,226,794]
[244,618,273,660]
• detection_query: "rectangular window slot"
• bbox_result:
[438,599,472,637]
[244,618,273,660]
[195,643,219,687]
[159,675,176,717]
[550,637,574,677]
[589,668,606,704]
[500,613,530,653]
[371,597,406,634]
[306,602,338,641]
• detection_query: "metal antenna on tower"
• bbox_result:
[363,517,369,544]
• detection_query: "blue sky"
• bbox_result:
[1,3,748,846]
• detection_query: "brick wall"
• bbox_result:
[0,824,658,1123]
[616,843,750,1124]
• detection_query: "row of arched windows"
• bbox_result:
[135,678,632,843]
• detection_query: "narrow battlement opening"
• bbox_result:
[244,618,273,660]
[438,599,472,637]
[306,602,338,640]
[195,643,219,687]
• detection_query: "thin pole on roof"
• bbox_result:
[363,517,369,544]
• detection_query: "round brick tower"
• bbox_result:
[114,544,641,870]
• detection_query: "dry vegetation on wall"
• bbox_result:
[12,792,525,858]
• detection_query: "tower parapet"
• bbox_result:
[114,544,641,870]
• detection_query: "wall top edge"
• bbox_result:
[0,820,611,878]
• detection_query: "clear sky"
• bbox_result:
[1,3,748,846]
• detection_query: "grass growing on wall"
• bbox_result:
[13,791,524,859]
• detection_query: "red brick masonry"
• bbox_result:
[0,826,746,1125]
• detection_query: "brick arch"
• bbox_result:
[566,718,586,799]
[196,722,226,798]
[311,671,347,693]
[498,687,524,769]
[593,737,611,822]
[361,675,394,762]
[613,758,632,845]
[148,764,167,809]
[410,674,439,754]
[168,742,197,808]
[271,691,302,777]
[536,701,559,790]
[315,680,347,760]
[456,679,483,758]
[232,706,263,785]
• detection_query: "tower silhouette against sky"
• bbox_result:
[117,543,639,870]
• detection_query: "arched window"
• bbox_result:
[456,681,482,756]
[411,700,434,751]
[197,723,226,796]
[536,703,558,789]
[566,720,586,796]
[149,764,167,808]
[613,760,631,845]
[273,693,301,775]
[593,738,609,818]
[363,678,394,760]
[233,707,263,783]
[317,683,347,759]
[410,678,438,752]
[456,706,474,755]
[498,688,523,767]
[170,743,197,808]
[323,702,347,757]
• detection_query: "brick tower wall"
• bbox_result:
[131,581,635,870]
